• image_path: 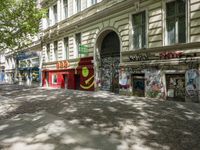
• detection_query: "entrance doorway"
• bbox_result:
[75,74,80,90]
[63,74,68,89]
[45,72,49,87]
[166,74,185,101]
[98,31,120,93]
[132,74,145,97]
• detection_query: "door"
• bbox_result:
[132,74,145,97]
[101,57,120,93]
[63,74,68,89]
[45,72,49,87]
[75,74,80,90]
[99,31,120,93]
[166,74,185,101]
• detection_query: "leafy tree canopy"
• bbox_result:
[0,0,45,52]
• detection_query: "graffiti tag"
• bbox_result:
[129,54,149,61]
[160,51,183,59]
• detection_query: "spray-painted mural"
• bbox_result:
[186,69,200,102]
[145,70,165,98]
[119,68,129,89]
[100,57,120,92]
[78,57,94,91]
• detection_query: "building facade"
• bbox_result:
[40,0,200,102]
[4,35,42,86]
[0,52,5,83]
[4,51,17,84]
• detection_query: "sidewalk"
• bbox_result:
[0,85,200,150]
[0,111,119,150]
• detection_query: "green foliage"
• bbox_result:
[0,0,45,52]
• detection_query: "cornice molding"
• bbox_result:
[121,42,200,55]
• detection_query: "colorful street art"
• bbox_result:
[145,70,165,98]
[119,68,129,89]
[100,57,120,93]
[166,74,185,101]
[80,66,94,90]
[186,69,200,102]
[77,57,94,91]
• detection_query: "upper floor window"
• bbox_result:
[63,0,68,19]
[166,0,186,45]
[46,43,51,62]
[132,11,146,49]
[54,41,58,61]
[53,4,58,24]
[75,0,81,13]
[75,33,81,57]
[46,9,50,27]
[64,37,69,59]
[91,0,97,5]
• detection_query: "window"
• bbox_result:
[132,11,146,49]
[52,74,57,84]
[166,0,186,45]
[46,9,50,27]
[53,4,57,24]
[63,0,68,19]
[54,41,58,61]
[64,37,69,59]
[75,0,81,13]
[47,44,50,62]
[75,33,81,57]
[91,0,97,5]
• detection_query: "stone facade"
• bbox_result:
[40,0,200,102]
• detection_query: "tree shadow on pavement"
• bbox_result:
[0,87,200,150]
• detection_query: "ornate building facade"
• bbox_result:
[40,0,200,102]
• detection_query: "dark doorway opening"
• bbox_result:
[166,74,185,102]
[45,72,49,87]
[63,74,68,89]
[75,74,80,90]
[100,31,120,93]
[132,74,145,97]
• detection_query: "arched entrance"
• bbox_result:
[96,30,120,93]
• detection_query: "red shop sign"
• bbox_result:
[56,60,70,69]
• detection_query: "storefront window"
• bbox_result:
[32,70,39,82]
[52,74,58,84]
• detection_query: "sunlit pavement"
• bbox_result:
[0,85,200,150]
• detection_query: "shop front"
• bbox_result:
[42,57,94,91]
[121,49,200,103]
[17,51,40,86]
[0,66,5,83]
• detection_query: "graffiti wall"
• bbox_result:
[77,57,94,91]
[186,69,200,102]
[119,68,132,95]
[100,57,120,92]
[145,70,165,98]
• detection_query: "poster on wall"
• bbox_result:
[145,70,164,98]
[186,69,199,102]
[32,70,39,82]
